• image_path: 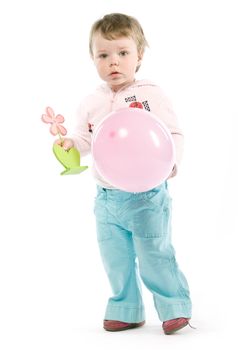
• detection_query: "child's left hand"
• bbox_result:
[167,165,177,179]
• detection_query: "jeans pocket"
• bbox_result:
[134,190,172,238]
[94,191,112,241]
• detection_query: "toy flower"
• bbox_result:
[41,106,67,141]
[41,106,88,175]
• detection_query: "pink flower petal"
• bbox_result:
[41,114,53,123]
[50,123,59,136]
[46,106,55,118]
[58,124,67,136]
[55,114,65,123]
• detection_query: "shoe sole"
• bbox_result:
[104,321,145,332]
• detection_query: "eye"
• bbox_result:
[98,53,108,59]
[119,51,129,56]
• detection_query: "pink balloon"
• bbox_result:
[92,108,175,192]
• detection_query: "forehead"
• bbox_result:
[92,33,137,52]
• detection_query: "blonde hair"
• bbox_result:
[89,13,148,57]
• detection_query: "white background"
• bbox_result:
[0,0,237,349]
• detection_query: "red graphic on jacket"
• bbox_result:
[129,101,143,109]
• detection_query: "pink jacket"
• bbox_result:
[72,79,184,189]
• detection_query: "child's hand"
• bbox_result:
[54,138,74,151]
[167,165,177,180]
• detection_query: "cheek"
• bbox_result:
[128,61,138,73]
[94,63,102,74]
[126,57,139,70]
[95,62,106,74]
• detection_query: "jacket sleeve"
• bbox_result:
[149,86,184,175]
[70,100,92,157]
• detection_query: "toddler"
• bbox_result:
[58,13,192,335]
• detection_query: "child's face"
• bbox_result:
[91,33,142,92]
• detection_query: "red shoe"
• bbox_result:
[104,320,145,332]
[162,318,190,335]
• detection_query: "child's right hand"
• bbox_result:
[54,138,74,151]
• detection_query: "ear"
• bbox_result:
[137,50,144,65]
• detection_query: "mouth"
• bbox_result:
[110,71,121,76]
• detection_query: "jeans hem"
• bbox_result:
[105,303,145,323]
[155,301,192,322]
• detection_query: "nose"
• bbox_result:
[109,54,119,67]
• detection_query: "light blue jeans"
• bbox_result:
[94,183,192,322]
